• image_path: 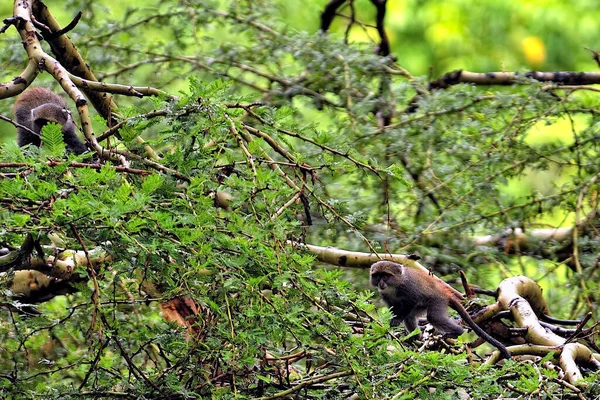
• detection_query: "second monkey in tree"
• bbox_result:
[370,260,511,359]
[13,87,88,154]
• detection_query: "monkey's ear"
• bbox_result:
[391,263,403,274]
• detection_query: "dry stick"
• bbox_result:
[255,370,353,400]
[78,337,111,390]
[97,109,169,142]
[88,11,187,42]
[551,377,584,397]
[0,161,152,176]
[585,47,600,68]
[543,84,600,93]
[226,114,258,182]
[112,148,190,182]
[0,115,38,136]
[265,350,307,362]
[32,10,81,39]
[243,125,296,163]
[342,1,355,44]
[206,8,279,36]
[270,191,302,221]
[97,57,171,80]
[64,74,168,161]
[100,314,161,392]
[46,56,130,167]
[70,224,99,339]
[367,95,496,136]
[382,63,412,79]
[51,161,153,175]
[564,313,593,345]
[66,71,168,98]
[238,124,381,254]
[238,128,299,190]
[241,108,380,175]
[459,270,475,299]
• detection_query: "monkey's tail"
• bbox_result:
[451,299,511,360]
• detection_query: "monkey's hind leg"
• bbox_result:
[426,303,464,337]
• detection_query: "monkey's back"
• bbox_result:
[13,87,67,113]
[400,267,451,306]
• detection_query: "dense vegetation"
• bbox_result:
[0,0,599,398]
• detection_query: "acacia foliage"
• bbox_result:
[0,0,599,398]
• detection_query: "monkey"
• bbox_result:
[13,87,88,155]
[370,261,511,359]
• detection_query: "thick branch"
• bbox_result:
[320,0,347,32]
[430,70,600,89]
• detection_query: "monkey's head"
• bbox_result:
[31,103,74,132]
[370,261,404,294]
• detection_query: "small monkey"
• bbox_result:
[370,261,511,359]
[13,87,88,154]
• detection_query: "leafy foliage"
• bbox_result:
[0,0,599,398]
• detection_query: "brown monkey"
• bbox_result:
[13,87,88,154]
[370,261,511,359]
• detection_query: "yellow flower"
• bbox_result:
[522,36,546,67]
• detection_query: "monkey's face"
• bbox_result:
[370,272,392,291]
[370,261,403,295]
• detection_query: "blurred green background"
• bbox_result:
[285,0,600,73]
[3,0,598,142]
[2,0,598,79]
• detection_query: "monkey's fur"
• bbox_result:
[13,87,88,155]
[370,261,511,359]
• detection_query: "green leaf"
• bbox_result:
[40,123,66,157]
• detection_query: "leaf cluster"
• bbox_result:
[0,0,599,398]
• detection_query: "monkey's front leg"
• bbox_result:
[403,308,427,340]
[384,297,417,327]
